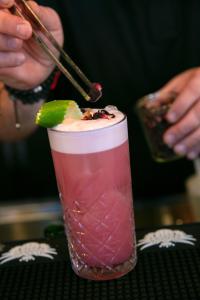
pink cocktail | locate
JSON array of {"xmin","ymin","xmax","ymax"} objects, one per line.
[{"xmin": 48, "ymin": 107, "xmax": 136, "ymax": 280}]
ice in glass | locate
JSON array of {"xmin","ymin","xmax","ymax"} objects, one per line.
[{"xmin": 47, "ymin": 106, "xmax": 136, "ymax": 280}]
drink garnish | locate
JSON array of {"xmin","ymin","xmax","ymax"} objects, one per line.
[
  {"xmin": 82, "ymin": 109, "xmax": 115, "ymax": 120},
  {"xmin": 35, "ymin": 100, "xmax": 83, "ymax": 128}
]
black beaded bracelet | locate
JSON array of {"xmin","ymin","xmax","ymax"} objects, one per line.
[{"xmin": 5, "ymin": 69, "xmax": 58, "ymax": 104}]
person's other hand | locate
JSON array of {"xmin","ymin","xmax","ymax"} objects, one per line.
[
  {"xmin": 0, "ymin": 0, "xmax": 63, "ymax": 90},
  {"xmin": 159, "ymin": 67, "xmax": 200, "ymax": 160}
]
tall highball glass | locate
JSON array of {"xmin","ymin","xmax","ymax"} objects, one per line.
[{"xmin": 47, "ymin": 113, "xmax": 136, "ymax": 280}]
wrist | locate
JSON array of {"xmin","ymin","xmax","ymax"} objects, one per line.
[{"xmin": 5, "ymin": 69, "xmax": 60, "ymax": 104}]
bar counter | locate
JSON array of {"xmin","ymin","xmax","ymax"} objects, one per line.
[{"xmin": 0, "ymin": 222, "xmax": 200, "ymax": 300}]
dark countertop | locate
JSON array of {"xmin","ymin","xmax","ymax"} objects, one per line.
[{"xmin": 0, "ymin": 222, "xmax": 200, "ymax": 300}]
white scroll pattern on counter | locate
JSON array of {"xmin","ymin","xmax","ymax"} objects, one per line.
[
  {"xmin": 0, "ymin": 242, "xmax": 57, "ymax": 264},
  {"xmin": 137, "ymin": 229, "xmax": 196, "ymax": 250}
]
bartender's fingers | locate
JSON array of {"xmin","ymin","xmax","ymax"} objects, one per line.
[
  {"xmin": 0, "ymin": 0, "xmax": 14, "ymax": 8},
  {"xmin": 0, "ymin": 10, "xmax": 32, "ymax": 39},
  {"xmin": 0, "ymin": 34, "xmax": 22, "ymax": 51},
  {"xmin": 158, "ymin": 68, "xmax": 200, "ymax": 123},
  {"xmin": 163, "ymin": 100, "xmax": 200, "ymax": 147},
  {"xmin": 0, "ymin": 51, "xmax": 25, "ymax": 67},
  {"xmin": 167, "ymin": 75, "xmax": 200, "ymax": 123},
  {"xmin": 165, "ymin": 69, "xmax": 200, "ymax": 124},
  {"xmin": 174, "ymin": 127, "xmax": 200, "ymax": 160},
  {"xmin": 0, "ymin": 0, "xmax": 61, "ymax": 34}
]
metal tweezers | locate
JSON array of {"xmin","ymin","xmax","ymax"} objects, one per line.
[{"xmin": 10, "ymin": 0, "xmax": 102, "ymax": 102}]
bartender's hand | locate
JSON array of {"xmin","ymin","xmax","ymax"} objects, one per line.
[
  {"xmin": 159, "ymin": 67, "xmax": 200, "ymax": 160},
  {"xmin": 0, "ymin": 0, "xmax": 63, "ymax": 90}
]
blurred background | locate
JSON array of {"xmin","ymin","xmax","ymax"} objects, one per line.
[
  {"xmin": 1, "ymin": 192, "xmax": 200, "ymax": 242},
  {"xmin": 0, "ymin": 187, "xmax": 200, "ymax": 242}
]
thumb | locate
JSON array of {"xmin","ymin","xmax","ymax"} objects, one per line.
[{"xmin": 27, "ymin": 1, "xmax": 63, "ymax": 37}]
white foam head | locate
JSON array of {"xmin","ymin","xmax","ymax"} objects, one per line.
[{"xmin": 47, "ymin": 106, "xmax": 128, "ymax": 154}]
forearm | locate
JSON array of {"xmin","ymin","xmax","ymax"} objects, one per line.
[{"xmin": 0, "ymin": 83, "xmax": 43, "ymax": 142}]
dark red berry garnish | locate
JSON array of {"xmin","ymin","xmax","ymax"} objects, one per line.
[
  {"xmin": 92, "ymin": 112, "xmax": 102, "ymax": 119},
  {"xmin": 92, "ymin": 110, "xmax": 115, "ymax": 119},
  {"xmin": 93, "ymin": 83, "xmax": 102, "ymax": 91},
  {"xmin": 82, "ymin": 109, "xmax": 115, "ymax": 120}
]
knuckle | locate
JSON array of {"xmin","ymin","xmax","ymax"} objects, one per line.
[
  {"xmin": 0, "ymin": 11, "xmax": 25, "ymax": 37},
  {"xmin": 173, "ymin": 121, "xmax": 188, "ymax": 138},
  {"xmin": 187, "ymin": 81, "xmax": 199, "ymax": 95},
  {"xmin": 192, "ymin": 102, "xmax": 200, "ymax": 126},
  {"xmin": 0, "ymin": 35, "xmax": 22, "ymax": 51},
  {"xmin": 0, "ymin": 11, "xmax": 7, "ymax": 27},
  {"xmin": 0, "ymin": 52, "xmax": 25, "ymax": 67},
  {"xmin": 190, "ymin": 138, "xmax": 200, "ymax": 151},
  {"xmin": 189, "ymin": 73, "xmax": 200, "ymax": 94},
  {"xmin": 0, "ymin": 0, "xmax": 14, "ymax": 8},
  {"xmin": 0, "ymin": 11, "xmax": 13, "ymax": 34},
  {"xmin": 186, "ymin": 129, "xmax": 200, "ymax": 150},
  {"xmin": 170, "ymin": 120, "xmax": 190, "ymax": 141},
  {"xmin": 6, "ymin": 37, "xmax": 22, "ymax": 50},
  {"xmin": 176, "ymin": 124, "xmax": 188, "ymax": 138}
]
